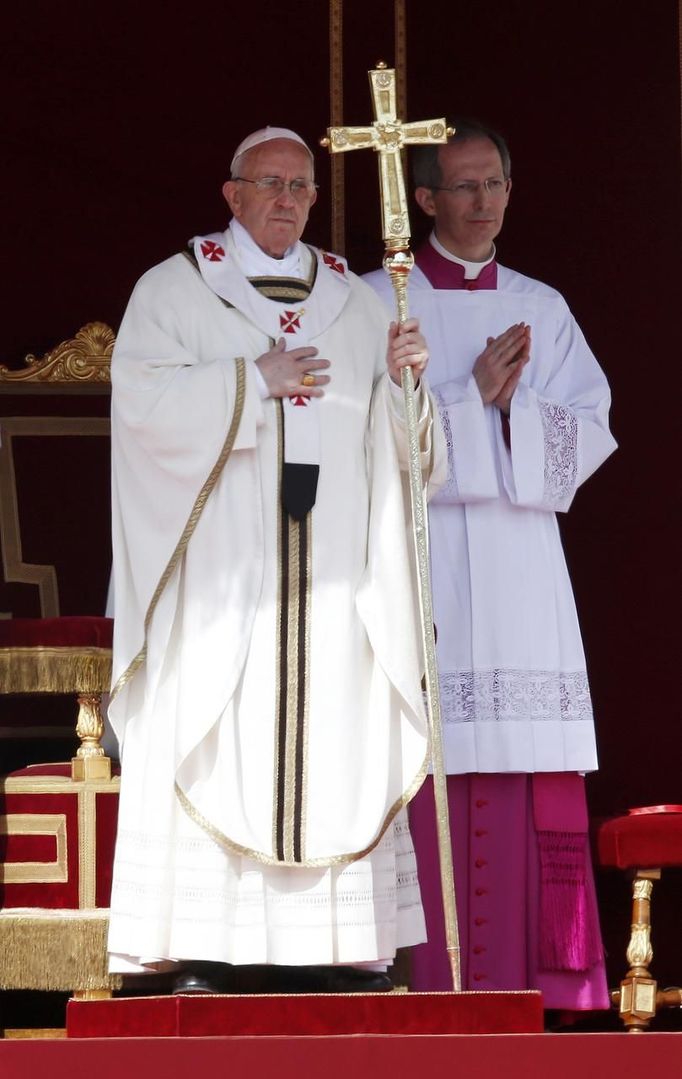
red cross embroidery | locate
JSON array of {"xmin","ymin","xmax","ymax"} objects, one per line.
[
  {"xmin": 200, "ymin": 240, "xmax": 225, "ymax": 262},
  {"xmin": 280, "ymin": 310, "xmax": 302, "ymax": 334},
  {"xmin": 322, "ymin": 252, "xmax": 345, "ymax": 274},
  {"xmin": 290, "ymin": 395, "xmax": 309, "ymax": 407}
]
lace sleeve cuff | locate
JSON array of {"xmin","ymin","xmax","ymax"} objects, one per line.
[{"xmin": 504, "ymin": 386, "xmax": 579, "ymax": 511}]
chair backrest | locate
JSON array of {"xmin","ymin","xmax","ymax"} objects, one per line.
[
  {"xmin": 0, "ymin": 323, "xmax": 115, "ymax": 767},
  {"xmin": 0, "ymin": 321, "xmax": 114, "ymax": 619}
]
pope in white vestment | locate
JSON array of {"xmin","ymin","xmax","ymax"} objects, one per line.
[
  {"xmin": 365, "ymin": 121, "xmax": 617, "ymax": 1011},
  {"xmin": 106, "ymin": 128, "xmax": 443, "ymax": 981}
]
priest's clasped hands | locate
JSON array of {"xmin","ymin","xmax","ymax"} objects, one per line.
[
  {"xmin": 473, "ymin": 321, "xmax": 531, "ymax": 416},
  {"xmin": 255, "ymin": 319, "xmax": 429, "ymax": 398}
]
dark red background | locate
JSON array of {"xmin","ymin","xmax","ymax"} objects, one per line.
[{"xmin": 1, "ymin": 1, "xmax": 681, "ymax": 991}]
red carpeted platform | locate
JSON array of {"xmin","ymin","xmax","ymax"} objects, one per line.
[
  {"xmin": 67, "ymin": 990, "xmax": 543, "ymax": 1038},
  {"xmin": 2, "ymin": 1033, "xmax": 682, "ymax": 1079}
]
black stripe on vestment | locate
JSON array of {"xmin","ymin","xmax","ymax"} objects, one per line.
[
  {"xmin": 293, "ymin": 516, "xmax": 308, "ymax": 864},
  {"xmin": 276, "ymin": 501, "xmax": 290, "ymax": 863},
  {"xmin": 274, "ymin": 399, "xmax": 311, "ymax": 865},
  {"xmin": 274, "ymin": 510, "xmax": 311, "ymax": 864}
]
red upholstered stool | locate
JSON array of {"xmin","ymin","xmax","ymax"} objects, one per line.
[
  {"xmin": 596, "ymin": 808, "xmax": 682, "ymax": 1031},
  {"xmin": 0, "ymin": 615, "xmax": 121, "ymax": 997}
]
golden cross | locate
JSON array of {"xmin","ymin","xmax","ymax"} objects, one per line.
[
  {"xmin": 321, "ymin": 62, "xmax": 450, "ymax": 250},
  {"xmin": 321, "ymin": 63, "xmax": 461, "ymax": 992}
]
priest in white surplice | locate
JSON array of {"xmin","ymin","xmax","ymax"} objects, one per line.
[
  {"xmin": 365, "ymin": 118, "xmax": 617, "ymax": 1013},
  {"xmin": 107, "ymin": 127, "xmax": 444, "ymax": 993}
]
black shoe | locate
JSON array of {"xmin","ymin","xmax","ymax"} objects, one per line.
[
  {"xmin": 268, "ymin": 965, "xmax": 393, "ymax": 994},
  {"xmin": 320, "ymin": 966, "xmax": 393, "ymax": 993},
  {"xmin": 173, "ymin": 971, "xmax": 219, "ymax": 995},
  {"xmin": 172, "ymin": 961, "xmax": 232, "ymax": 995}
]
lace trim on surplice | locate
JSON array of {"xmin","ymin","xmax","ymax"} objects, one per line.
[
  {"xmin": 440, "ymin": 668, "xmax": 593, "ymax": 725},
  {"xmin": 434, "ymin": 387, "xmax": 459, "ymax": 499},
  {"xmin": 539, "ymin": 400, "xmax": 578, "ymax": 507}
]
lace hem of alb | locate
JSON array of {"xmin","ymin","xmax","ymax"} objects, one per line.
[
  {"xmin": 539, "ymin": 400, "xmax": 578, "ymax": 506},
  {"xmin": 440, "ymin": 668, "xmax": 593, "ymax": 724}
]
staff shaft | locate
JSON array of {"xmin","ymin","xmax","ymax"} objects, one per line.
[
  {"xmin": 324, "ymin": 63, "xmax": 460, "ymax": 989},
  {"xmin": 386, "ymin": 252, "xmax": 461, "ymax": 991}
]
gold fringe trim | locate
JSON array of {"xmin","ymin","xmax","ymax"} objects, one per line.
[
  {"xmin": 0, "ymin": 909, "xmax": 122, "ymax": 991},
  {"xmin": 0, "ymin": 647, "xmax": 112, "ymax": 694}
]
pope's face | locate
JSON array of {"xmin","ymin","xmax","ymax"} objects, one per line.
[
  {"xmin": 223, "ymin": 139, "xmax": 317, "ymax": 258},
  {"xmin": 415, "ymin": 137, "xmax": 511, "ymax": 261}
]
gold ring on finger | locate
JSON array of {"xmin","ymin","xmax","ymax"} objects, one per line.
[{"xmin": 302, "ymin": 373, "xmax": 316, "ymax": 387}]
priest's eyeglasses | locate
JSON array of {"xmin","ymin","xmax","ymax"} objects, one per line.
[
  {"xmin": 432, "ymin": 178, "xmax": 510, "ymax": 197},
  {"xmin": 235, "ymin": 176, "xmax": 319, "ymax": 200}
]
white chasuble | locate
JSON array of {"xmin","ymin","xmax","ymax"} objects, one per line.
[
  {"xmin": 107, "ymin": 234, "xmax": 442, "ymax": 967},
  {"xmin": 365, "ymin": 262, "xmax": 617, "ymax": 775}
]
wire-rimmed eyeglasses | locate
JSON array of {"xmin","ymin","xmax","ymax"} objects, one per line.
[
  {"xmin": 431, "ymin": 178, "xmax": 510, "ymax": 198},
  {"xmin": 234, "ymin": 176, "xmax": 319, "ymax": 200}
]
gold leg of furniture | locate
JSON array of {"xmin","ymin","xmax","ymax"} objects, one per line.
[
  {"xmin": 615, "ymin": 870, "xmax": 660, "ymax": 1032},
  {"xmin": 657, "ymin": 987, "xmax": 682, "ymax": 1009},
  {"xmin": 71, "ymin": 692, "xmax": 112, "ymax": 781}
]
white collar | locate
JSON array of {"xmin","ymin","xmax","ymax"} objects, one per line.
[
  {"xmin": 229, "ymin": 218, "xmax": 306, "ymax": 279},
  {"xmin": 429, "ymin": 231, "xmax": 496, "ymax": 280}
]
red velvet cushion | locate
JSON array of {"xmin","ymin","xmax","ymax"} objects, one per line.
[
  {"xmin": 9, "ymin": 762, "xmax": 121, "ymax": 778},
  {"xmin": 0, "ymin": 616, "xmax": 113, "ymax": 649},
  {"xmin": 596, "ymin": 811, "xmax": 682, "ymax": 869},
  {"xmin": 9, "ymin": 763, "xmax": 73, "ymax": 778}
]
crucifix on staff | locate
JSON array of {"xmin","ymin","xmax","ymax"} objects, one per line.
[{"xmin": 322, "ymin": 62, "xmax": 461, "ymax": 991}]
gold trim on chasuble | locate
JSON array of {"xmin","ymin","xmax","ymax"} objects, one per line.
[{"xmin": 111, "ymin": 358, "xmax": 247, "ymax": 701}]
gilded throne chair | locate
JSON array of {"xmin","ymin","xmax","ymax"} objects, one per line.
[{"xmin": 0, "ymin": 323, "xmax": 120, "ymax": 999}]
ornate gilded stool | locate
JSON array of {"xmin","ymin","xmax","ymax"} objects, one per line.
[{"xmin": 596, "ymin": 807, "xmax": 682, "ymax": 1031}]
